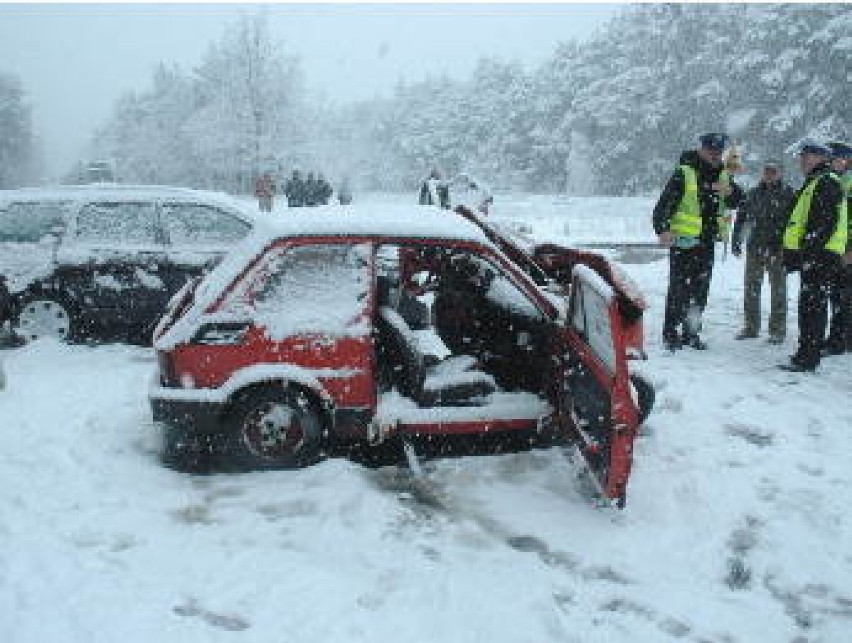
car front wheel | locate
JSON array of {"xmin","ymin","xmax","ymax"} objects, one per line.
[
  {"xmin": 630, "ymin": 373, "xmax": 655, "ymax": 425},
  {"xmin": 228, "ymin": 386, "xmax": 325, "ymax": 470},
  {"xmin": 14, "ymin": 295, "xmax": 81, "ymax": 343}
]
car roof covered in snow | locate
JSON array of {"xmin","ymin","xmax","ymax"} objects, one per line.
[
  {"xmin": 155, "ymin": 205, "xmax": 499, "ymax": 351},
  {"xmin": 201, "ymin": 204, "xmax": 497, "ymax": 313},
  {"xmin": 260, "ymin": 204, "xmax": 493, "ymax": 244},
  {"xmin": 0, "ymin": 184, "xmax": 260, "ymax": 223}
]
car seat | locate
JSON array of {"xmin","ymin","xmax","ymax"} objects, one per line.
[{"xmin": 376, "ymin": 305, "xmax": 496, "ymax": 407}]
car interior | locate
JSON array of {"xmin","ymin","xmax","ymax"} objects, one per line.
[{"xmin": 373, "ymin": 243, "xmax": 554, "ymax": 408}]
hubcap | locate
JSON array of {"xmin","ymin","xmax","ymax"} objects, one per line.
[
  {"xmin": 243, "ymin": 402, "xmax": 306, "ymax": 459},
  {"xmin": 16, "ymin": 299, "xmax": 71, "ymax": 340}
]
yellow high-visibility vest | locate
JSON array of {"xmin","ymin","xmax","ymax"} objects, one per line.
[
  {"xmin": 783, "ymin": 172, "xmax": 848, "ymax": 254},
  {"xmin": 670, "ymin": 165, "xmax": 730, "ymax": 240}
]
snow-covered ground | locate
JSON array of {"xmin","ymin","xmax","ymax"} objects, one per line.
[{"xmin": 1, "ymin": 194, "xmax": 850, "ymax": 642}]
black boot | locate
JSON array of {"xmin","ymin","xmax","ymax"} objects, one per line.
[
  {"xmin": 683, "ymin": 335, "xmax": 708, "ymax": 350},
  {"xmin": 663, "ymin": 334, "xmax": 682, "ymax": 352},
  {"xmin": 777, "ymin": 356, "xmax": 817, "ymax": 373}
]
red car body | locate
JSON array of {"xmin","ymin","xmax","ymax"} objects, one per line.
[{"xmin": 149, "ymin": 205, "xmax": 652, "ymax": 507}]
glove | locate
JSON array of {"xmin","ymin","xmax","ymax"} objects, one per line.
[
  {"xmin": 731, "ymin": 243, "xmax": 742, "ymax": 258},
  {"xmin": 783, "ymin": 250, "xmax": 801, "ymax": 273}
]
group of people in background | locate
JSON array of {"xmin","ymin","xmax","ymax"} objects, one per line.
[
  {"xmin": 254, "ymin": 170, "xmax": 352, "ymax": 211},
  {"xmin": 654, "ymin": 132, "xmax": 850, "ymax": 373},
  {"xmin": 418, "ymin": 168, "xmax": 494, "ymax": 216}
]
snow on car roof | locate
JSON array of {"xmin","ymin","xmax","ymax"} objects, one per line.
[
  {"xmin": 155, "ymin": 205, "xmax": 497, "ymax": 351},
  {"xmin": 0, "ymin": 184, "xmax": 260, "ymax": 223},
  {"xmin": 263, "ymin": 204, "xmax": 493, "ymax": 244}
]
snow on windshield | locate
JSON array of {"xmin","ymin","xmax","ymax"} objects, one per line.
[{"xmin": 223, "ymin": 242, "xmax": 372, "ymax": 340}]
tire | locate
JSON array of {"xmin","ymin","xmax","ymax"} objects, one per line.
[
  {"xmin": 630, "ymin": 373, "xmax": 655, "ymax": 425},
  {"xmin": 13, "ymin": 295, "xmax": 82, "ymax": 343},
  {"xmin": 228, "ymin": 385, "xmax": 325, "ymax": 470},
  {"xmin": 161, "ymin": 424, "xmax": 210, "ymax": 473}
]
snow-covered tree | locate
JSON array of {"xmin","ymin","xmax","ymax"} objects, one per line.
[
  {"xmin": 0, "ymin": 72, "xmax": 37, "ymax": 188},
  {"xmin": 190, "ymin": 12, "xmax": 303, "ymax": 192},
  {"xmin": 87, "ymin": 4, "xmax": 849, "ymax": 195},
  {"xmin": 90, "ymin": 13, "xmax": 304, "ymax": 192}
]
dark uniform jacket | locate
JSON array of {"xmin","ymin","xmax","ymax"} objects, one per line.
[
  {"xmin": 419, "ymin": 178, "xmax": 451, "ymax": 209},
  {"xmin": 653, "ymin": 150, "xmax": 745, "ymax": 244},
  {"xmin": 790, "ymin": 162, "xmax": 845, "ymax": 254},
  {"xmin": 304, "ymin": 178, "xmax": 319, "ymax": 207},
  {"xmin": 316, "ymin": 178, "xmax": 333, "ymax": 205},
  {"xmin": 284, "ymin": 176, "xmax": 305, "ymax": 207},
  {"xmin": 731, "ymin": 180, "xmax": 796, "ymax": 255}
]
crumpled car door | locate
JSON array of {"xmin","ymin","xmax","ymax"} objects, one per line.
[{"xmin": 563, "ymin": 265, "xmax": 641, "ymax": 508}]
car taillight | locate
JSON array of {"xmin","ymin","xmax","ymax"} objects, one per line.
[{"xmin": 157, "ymin": 351, "xmax": 179, "ymax": 387}]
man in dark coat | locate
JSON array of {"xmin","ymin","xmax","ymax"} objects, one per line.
[
  {"xmin": 337, "ymin": 176, "xmax": 353, "ymax": 205},
  {"xmin": 419, "ymin": 169, "xmax": 451, "ymax": 209},
  {"xmin": 284, "ymin": 170, "xmax": 305, "ymax": 208},
  {"xmin": 779, "ymin": 139, "xmax": 848, "ymax": 372},
  {"xmin": 731, "ymin": 159, "xmax": 796, "ymax": 343},
  {"xmin": 304, "ymin": 172, "xmax": 319, "ymax": 207},
  {"xmin": 823, "ymin": 140, "xmax": 852, "ymax": 355},
  {"xmin": 653, "ymin": 133, "xmax": 745, "ymax": 351},
  {"xmin": 316, "ymin": 173, "xmax": 333, "ymax": 205}
]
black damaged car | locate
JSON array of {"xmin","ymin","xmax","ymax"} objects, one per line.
[{"xmin": 0, "ymin": 185, "xmax": 262, "ymax": 344}]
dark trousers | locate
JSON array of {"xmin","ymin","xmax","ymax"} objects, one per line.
[
  {"xmin": 826, "ymin": 262, "xmax": 851, "ymax": 352},
  {"xmin": 743, "ymin": 250, "xmax": 787, "ymax": 337},
  {"xmin": 794, "ymin": 252, "xmax": 843, "ymax": 367},
  {"xmin": 663, "ymin": 243, "xmax": 715, "ymax": 340}
]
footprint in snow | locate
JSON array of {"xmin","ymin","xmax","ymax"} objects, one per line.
[
  {"xmin": 506, "ymin": 534, "xmax": 632, "ymax": 584},
  {"xmin": 173, "ymin": 599, "xmax": 250, "ymax": 631},
  {"xmin": 724, "ymin": 422, "xmax": 774, "ymax": 448},
  {"xmin": 655, "ymin": 396, "xmax": 683, "ymax": 414},
  {"xmin": 598, "ymin": 598, "xmax": 693, "ymax": 639}
]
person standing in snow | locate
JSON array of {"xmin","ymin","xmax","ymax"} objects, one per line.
[
  {"xmin": 731, "ymin": 159, "xmax": 796, "ymax": 344},
  {"xmin": 779, "ymin": 138, "xmax": 848, "ymax": 372},
  {"xmin": 419, "ymin": 169, "xmax": 451, "ymax": 209},
  {"xmin": 284, "ymin": 170, "xmax": 305, "ymax": 208},
  {"xmin": 254, "ymin": 172, "xmax": 276, "ymax": 213},
  {"xmin": 316, "ymin": 173, "xmax": 333, "ymax": 205},
  {"xmin": 653, "ymin": 132, "xmax": 745, "ymax": 351},
  {"xmin": 337, "ymin": 176, "xmax": 353, "ymax": 205},
  {"xmin": 304, "ymin": 172, "xmax": 320, "ymax": 207},
  {"xmin": 451, "ymin": 173, "xmax": 494, "ymax": 216},
  {"xmin": 822, "ymin": 140, "xmax": 852, "ymax": 356}
]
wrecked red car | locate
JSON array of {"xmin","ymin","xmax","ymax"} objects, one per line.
[{"xmin": 149, "ymin": 205, "xmax": 654, "ymax": 507}]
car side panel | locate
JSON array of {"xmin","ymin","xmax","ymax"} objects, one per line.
[{"xmin": 167, "ymin": 328, "xmax": 376, "ymax": 408}]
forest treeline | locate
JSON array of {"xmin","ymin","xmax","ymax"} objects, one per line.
[{"xmin": 2, "ymin": 4, "xmax": 849, "ymax": 194}]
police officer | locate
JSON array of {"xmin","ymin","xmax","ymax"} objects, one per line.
[
  {"xmin": 779, "ymin": 138, "xmax": 848, "ymax": 372},
  {"xmin": 823, "ymin": 140, "xmax": 852, "ymax": 355},
  {"xmin": 653, "ymin": 132, "xmax": 744, "ymax": 351}
]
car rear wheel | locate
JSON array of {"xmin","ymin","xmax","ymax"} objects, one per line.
[
  {"xmin": 14, "ymin": 296, "xmax": 81, "ymax": 343},
  {"xmin": 229, "ymin": 386, "xmax": 325, "ymax": 469}
]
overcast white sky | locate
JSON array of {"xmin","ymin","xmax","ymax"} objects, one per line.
[{"xmin": 0, "ymin": 3, "xmax": 619, "ymax": 179}]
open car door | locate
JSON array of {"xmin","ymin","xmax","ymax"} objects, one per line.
[{"xmin": 563, "ymin": 264, "xmax": 641, "ymax": 508}]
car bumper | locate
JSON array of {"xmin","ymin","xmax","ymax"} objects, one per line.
[{"xmin": 150, "ymin": 390, "xmax": 226, "ymax": 435}]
